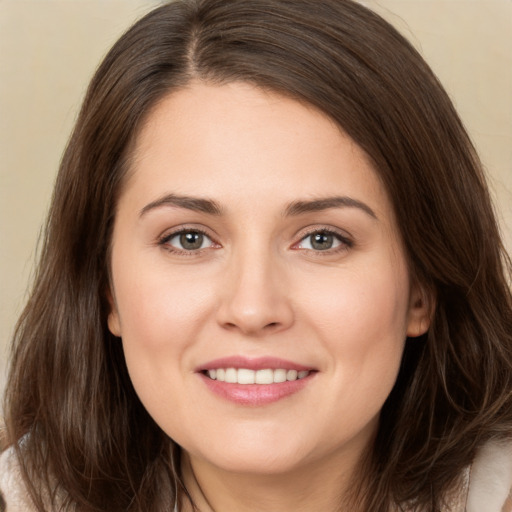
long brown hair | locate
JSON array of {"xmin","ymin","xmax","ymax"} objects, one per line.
[{"xmin": 4, "ymin": 1, "xmax": 512, "ymax": 510}]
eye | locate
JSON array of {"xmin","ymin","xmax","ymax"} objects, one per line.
[
  {"xmin": 160, "ymin": 229, "xmax": 215, "ymax": 252},
  {"xmin": 295, "ymin": 230, "xmax": 351, "ymax": 252}
]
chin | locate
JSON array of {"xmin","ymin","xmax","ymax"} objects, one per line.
[
  {"xmin": 182, "ymin": 428, "xmax": 326, "ymax": 476},
  {"xmin": 202, "ymin": 449, "xmax": 311, "ymax": 476}
]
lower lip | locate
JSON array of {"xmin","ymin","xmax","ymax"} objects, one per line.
[{"xmin": 199, "ymin": 373, "xmax": 314, "ymax": 406}]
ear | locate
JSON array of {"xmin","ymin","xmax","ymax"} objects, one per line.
[
  {"xmin": 406, "ymin": 282, "xmax": 435, "ymax": 338},
  {"xmin": 106, "ymin": 287, "xmax": 122, "ymax": 337}
]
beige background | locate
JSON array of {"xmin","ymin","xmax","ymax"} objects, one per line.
[{"xmin": 1, "ymin": 0, "xmax": 511, "ymax": 399}]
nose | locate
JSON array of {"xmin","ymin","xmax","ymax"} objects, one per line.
[{"xmin": 216, "ymin": 248, "xmax": 294, "ymax": 336}]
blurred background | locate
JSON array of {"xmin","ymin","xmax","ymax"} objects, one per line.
[{"xmin": 1, "ymin": 0, "xmax": 511, "ymax": 401}]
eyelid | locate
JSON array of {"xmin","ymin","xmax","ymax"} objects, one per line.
[
  {"xmin": 156, "ymin": 224, "xmax": 353, "ymax": 255},
  {"xmin": 157, "ymin": 225, "xmax": 220, "ymax": 254},
  {"xmin": 292, "ymin": 226, "xmax": 354, "ymax": 252}
]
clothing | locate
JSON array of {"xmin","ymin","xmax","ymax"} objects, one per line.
[
  {"xmin": 1, "ymin": 440, "xmax": 512, "ymax": 511},
  {"xmin": 0, "ymin": 446, "xmax": 37, "ymax": 511}
]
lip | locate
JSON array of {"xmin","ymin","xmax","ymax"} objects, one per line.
[
  {"xmin": 196, "ymin": 356, "xmax": 316, "ymax": 406},
  {"xmin": 197, "ymin": 356, "xmax": 313, "ymax": 372}
]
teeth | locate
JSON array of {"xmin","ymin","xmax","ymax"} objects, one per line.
[
  {"xmin": 273, "ymin": 369, "xmax": 287, "ymax": 383},
  {"xmin": 255, "ymin": 369, "xmax": 273, "ymax": 384},
  {"xmin": 206, "ymin": 368, "xmax": 311, "ymax": 384},
  {"xmin": 238, "ymin": 368, "xmax": 255, "ymax": 384},
  {"xmin": 225, "ymin": 368, "xmax": 237, "ymax": 383},
  {"xmin": 286, "ymin": 369, "xmax": 297, "ymax": 381}
]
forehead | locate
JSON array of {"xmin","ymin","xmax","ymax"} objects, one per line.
[{"xmin": 121, "ymin": 81, "xmax": 391, "ymax": 220}]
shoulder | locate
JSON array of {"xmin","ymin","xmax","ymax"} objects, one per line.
[
  {"xmin": 399, "ymin": 439, "xmax": 512, "ymax": 512},
  {"xmin": 0, "ymin": 446, "xmax": 38, "ymax": 511},
  {"xmin": 466, "ymin": 438, "xmax": 512, "ymax": 512}
]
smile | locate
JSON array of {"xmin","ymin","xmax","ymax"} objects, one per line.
[
  {"xmin": 198, "ymin": 357, "xmax": 316, "ymax": 406},
  {"xmin": 204, "ymin": 368, "xmax": 311, "ymax": 384}
]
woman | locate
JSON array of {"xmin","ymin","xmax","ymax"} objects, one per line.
[{"xmin": 1, "ymin": 0, "xmax": 511, "ymax": 510}]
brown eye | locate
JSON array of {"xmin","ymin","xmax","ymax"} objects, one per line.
[
  {"xmin": 179, "ymin": 232, "xmax": 205, "ymax": 250},
  {"xmin": 310, "ymin": 233, "xmax": 334, "ymax": 251},
  {"xmin": 161, "ymin": 230, "xmax": 213, "ymax": 251},
  {"xmin": 296, "ymin": 230, "xmax": 351, "ymax": 252}
]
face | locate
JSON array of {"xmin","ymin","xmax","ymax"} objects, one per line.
[{"xmin": 108, "ymin": 81, "xmax": 430, "ymax": 479}]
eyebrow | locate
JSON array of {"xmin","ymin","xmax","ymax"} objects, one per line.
[
  {"xmin": 139, "ymin": 193, "xmax": 377, "ymax": 220},
  {"xmin": 284, "ymin": 196, "xmax": 377, "ymax": 219},
  {"xmin": 139, "ymin": 193, "xmax": 223, "ymax": 217}
]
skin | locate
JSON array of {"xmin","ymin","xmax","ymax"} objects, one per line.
[{"xmin": 108, "ymin": 81, "xmax": 431, "ymax": 511}]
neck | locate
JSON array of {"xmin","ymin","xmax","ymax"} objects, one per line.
[{"xmin": 179, "ymin": 445, "xmax": 369, "ymax": 512}]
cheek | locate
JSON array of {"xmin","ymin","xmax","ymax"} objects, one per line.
[
  {"xmin": 113, "ymin": 264, "xmax": 217, "ymax": 418},
  {"xmin": 303, "ymin": 262, "xmax": 409, "ymax": 338},
  {"xmin": 111, "ymin": 257, "xmax": 219, "ymax": 401},
  {"xmin": 299, "ymin": 261, "xmax": 410, "ymax": 391},
  {"xmin": 114, "ymin": 260, "xmax": 212, "ymax": 343}
]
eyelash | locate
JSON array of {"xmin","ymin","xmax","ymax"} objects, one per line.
[
  {"xmin": 293, "ymin": 227, "xmax": 353, "ymax": 254},
  {"xmin": 157, "ymin": 227, "xmax": 353, "ymax": 255},
  {"xmin": 158, "ymin": 227, "xmax": 218, "ymax": 255}
]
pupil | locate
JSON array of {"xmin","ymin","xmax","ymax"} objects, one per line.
[
  {"xmin": 311, "ymin": 233, "xmax": 333, "ymax": 250},
  {"xmin": 180, "ymin": 232, "xmax": 203, "ymax": 250}
]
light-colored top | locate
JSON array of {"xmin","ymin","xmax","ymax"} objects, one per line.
[{"xmin": 1, "ymin": 440, "xmax": 512, "ymax": 511}]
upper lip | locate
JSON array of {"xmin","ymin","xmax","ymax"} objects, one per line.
[{"xmin": 197, "ymin": 356, "xmax": 314, "ymax": 372}]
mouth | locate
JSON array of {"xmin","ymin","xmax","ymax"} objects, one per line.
[
  {"xmin": 197, "ymin": 357, "xmax": 316, "ymax": 406},
  {"xmin": 202, "ymin": 368, "xmax": 311, "ymax": 384}
]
